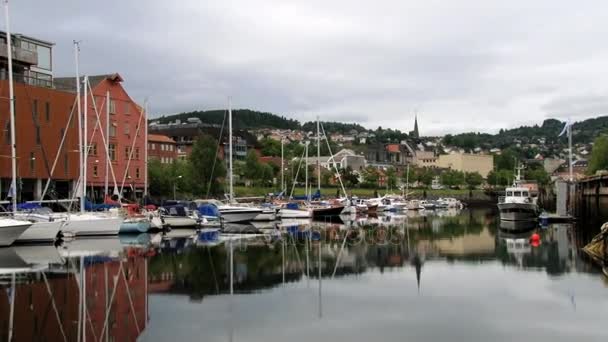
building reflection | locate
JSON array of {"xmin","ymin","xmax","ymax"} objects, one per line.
[{"xmin": 0, "ymin": 240, "xmax": 150, "ymax": 342}]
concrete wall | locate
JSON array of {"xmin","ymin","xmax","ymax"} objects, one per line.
[{"xmin": 436, "ymin": 153, "xmax": 494, "ymax": 178}]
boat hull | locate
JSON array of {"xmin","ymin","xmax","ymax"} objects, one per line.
[
  {"xmin": 62, "ymin": 215, "xmax": 123, "ymax": 236},
  {"xmin": 119, "ymin": 220, "xmax": 152, "ymax": 234},
  {"xmin": 0, "ymin": 221, "xmax": 32, "ymax": 247},
  {"xmin": 220, "ymin": 209, "xmax": 264, "ymax": 223},
  {"xmin": 163, "ymin": 216, "xmax": 198, "ymax": 228},
  {"xmin": 16, "ymin": 220, "xmax": 63, "ymax": 243},
  {"xmin": 253, "ymin": 209, "xmax": 277, "ymax": 221},
  {"xmin": 278, "ymin": 208, "xmax": 312, "ymax": 219},
  {"xmin": 312, "ymin": 206, "xmax": 344, "ymax": 218},
  {"xmin": 497, "ymin": 203, "xmax": 538, "ymax": 221}
]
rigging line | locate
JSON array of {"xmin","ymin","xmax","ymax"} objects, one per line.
[
  {"xmin": 321, "ymin": 122, "xmax": 347, "ymax": 198},
  {"xmin": 205, "ymin": 109, "xmax": 227, "ymax": 198},
  {"xmin": 289, "ymin": 147, "xmax": 307, "ymax": 199},
  {"xmin": 119, "ymin": 99, "xmax": 146, "ymax": 196},
  {"xmin": 120, "ymin": 260, "xmax": 141, "ymax": 334},
  {"xmin": 99, "ymin": 261, "xmax": 123, "ymax": 340},
  {"xmin": 40, "ymin": 97, "xmax": 77, "ymax": 201},
  {"xmin": 41, "ymin": 273, "xmax": 68, "ymax": 342},
  {"xmin": 86, "ymin": 83, "xmax": 119, "ymax": 197}
]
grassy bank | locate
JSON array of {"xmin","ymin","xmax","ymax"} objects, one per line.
[{"xmin": 233, "ymin": 186, "xmax": 489, "ymax": 200}]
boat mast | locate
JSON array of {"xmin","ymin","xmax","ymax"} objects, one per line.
[
  {"xmin": 280, "ymin": 138, "xmax": 284, "ymax": 194},
  {"xmin": 74, "ymin": 41, "xmax": 84, "ymax": 213},
  {"xmin": 144, "ymin": 101, "xmax": 149, "ymax": 199},
  {"xmin": 228, "ymin": 98, "xmax": 234, "ymax": 203},
  {"xmin": 4, "ymin": 0, "xmax": 17, "ymax": 214},
  {"xmin": 317, "ymin": 115, "xmax": 320, "ymax": 192},
  {"xmin": 568, "ymin": 123, "xmax": 573, "ymax": 182},
  {"xmin": 104, "ymin": 91, "xmax": 110, "ymax": 197},
  {"xmin": 305, "ymin": 141, "xmax": 309, "ymax": 201},
  {"xmin": 83, "ymin": 75, "xmax": 88, "ymax": 209}
]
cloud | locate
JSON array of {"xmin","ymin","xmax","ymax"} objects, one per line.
[{"xmin": 8, "ymin": 0, "xmax": 608, "ymax": 134}]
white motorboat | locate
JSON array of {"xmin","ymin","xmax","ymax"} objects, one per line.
[
  {"xmin": 437, "ymin": 197, "xmax": 464, "ymax": 209},
  {"xmin": 406, "ymin": 200, "xmax": 424, "ymax": 210},
  {"xmin": 195, "ymin": 199, "xmax": 263, "ymax": 223},
  {"xmin": 497, "ymin": 167, "xmax": 538, "ymax": 222},
  {"xmin": 0, "ymin": 218, "xmax": 32, "ymax": 247}
]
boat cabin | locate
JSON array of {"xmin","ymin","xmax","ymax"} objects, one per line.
[{"xmin": 503, "ymin": 187, "xmax": 534, "ymax": 204}]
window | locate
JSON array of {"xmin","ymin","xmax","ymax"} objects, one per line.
[
  {"xmin": 109, "ymin": 100, "xmax": 116, "ymax": 114},
  {"xmin": 109, "ymin": 143, "xmax": 116, "ymax": 161},
  {"xmin": 4, "ymin": 121, "xmax": 10, "ymax": 144},
  {"xmin": 64, "ymin": 154, "xmax": 68, "ymax": 175},
  {"xmin": 125, "ymin": 102, "xmax": 130, "ymax": 115},
  {"xmin": 135, "ymin": 148, "xmax": 140, "ymax": 160},
  {"xmin": 514, "ymin": 191, "xmax": 522, "ymax": 197},
  {"xmin": 109, "ymin": 124, "xmax": 116, "ymax": 137},
  {"xmin": 35, "ymin": 127, "xmax": 41, "ymax": 145},
  {"xmin": 89, "ymin": 143, "xmax": 97, "ymax": 156},
  {"xmin": 45, "ymin": 102, "xmax": 50, "ymax": 122},
  {"xmin": 32, "ymin": 99, "xmax": 38, "ymax": 122},
  {"xmin": 124, "ymin": 146, "xmax": 131, "ymax": 160},
  {"xmin": 36, "ymin": 45, "xmax": 51, "ymax": 70},
  {"xmin": 30, "ymin": 152, "xmax": 35, "ymax": 175},
  {"xmin": 124, "ymin": 123, "xmax": 130, "ymax": 135},
  {"xmin": 93, "ymin": 165, "xmax": 98, "ymax": 177},
  {"xmin": 152, "ymin": 143, "xmax": 156, "ymax": 150},
  {"xmin": 135, "ymin": 167, "xmax": 140, "ymax": 179},
  {"xmin": 522, "ymin": 191, "xmax": 529, "ymax": 197}
]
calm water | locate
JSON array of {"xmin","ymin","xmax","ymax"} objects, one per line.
[{"xmin": 0, "ymin": 208, "xmax": 606, "ymax": 341}]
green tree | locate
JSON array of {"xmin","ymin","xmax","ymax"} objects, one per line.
[
  {"xmin": 259, "ymin": 138, "xmax": 282, "ymax": 157},
  {"xmin": 189, "ymin": 135, "xmax": 226, "ymax": 197},
  {"xmin": 360, "ymin": 166, "xmax": 379, "ymax": 188},
  {"xmin": 339, "ymin": 166, "xmax": 360, "ymax": 187},
  {"xmin": 524, "ymin": 164, "xmax": 550, "ymax": 185},
  {"xmin": 386, "ymin": 167, "xmax": 398, "ymax": 189},
  {"xmin": 588, "ymin": 135, "xmax": 608, "ymax": 175},
  {"xmin": 464, "ymin": 172, "xmax": 483, "ymax": 189},
  {"xmin": 244, "ymin": 150, "xmax": 263, "ymax": 185},
  {"xmin": 495, "ymin": 148, "xmax": 519, "ymax": 171},
  {"xmin": 148, "ymin": 158, "xmax": 172, "ymax": 198}
]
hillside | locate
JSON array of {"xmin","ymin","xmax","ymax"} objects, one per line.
[
  {"xmin": 443, "ymin": 116, "xmax": 608, "ymax": 150},
  {"xmin": 154, "ymin": 109, "xmax": 300, "ymax": 130}
]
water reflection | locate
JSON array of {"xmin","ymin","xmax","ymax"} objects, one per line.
[{"xmin": 0, "ymin": 208, "xmax": 606, "ymax": 341}]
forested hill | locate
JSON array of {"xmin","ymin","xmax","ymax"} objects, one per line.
[
  {"xmin": 154, "ymin": 109, "xmax": 300, "ymax": 130},
  {"xmin": 301, "ymin": 121, "xmax": 366, "ymax": 134},
  {"xmin": 443, "ymin": 116, "xmax": 608, "ymax": 149}
]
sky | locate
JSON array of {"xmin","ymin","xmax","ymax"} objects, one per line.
[{"xmin": 7, "ymin": 0, "xmax": 608, "ymax": 135}]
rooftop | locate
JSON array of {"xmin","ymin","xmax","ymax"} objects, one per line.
[{"xmin": 148, "ymin": 134, "xmax": 176, "ymax": 144}]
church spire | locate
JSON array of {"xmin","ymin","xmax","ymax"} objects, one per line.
[{"xmin": 413, "ymin": 113, "xmax": 419, "ymax": 139}]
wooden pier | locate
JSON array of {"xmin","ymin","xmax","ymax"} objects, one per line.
[{"xmin": 573, "ymin": 174, "xmax": 608, "ymax": 225}]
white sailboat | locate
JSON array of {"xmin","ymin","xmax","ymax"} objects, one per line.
[{"xmin": 213, "ymin": 99, "xmax": 262, "ymax": 223}]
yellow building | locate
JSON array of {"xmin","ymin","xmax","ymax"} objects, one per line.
[{"xmin": 436, "ymin": 153, "xmax": 494, "ymax": 178}]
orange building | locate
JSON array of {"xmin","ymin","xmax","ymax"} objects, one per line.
[{"xmin": 54, "ymin": 73, "xmax": 147, "ymax": 201}]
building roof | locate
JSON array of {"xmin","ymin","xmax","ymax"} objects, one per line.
[
  {"xmin": 386, "ymin": 144, "xmax": 400, "ymax": 153},
  {"xmin": 148, "ymin": 134, "xmax": 176, "ymax": 144},
  {"xmin": 54, "ymin": 73, "xmax": 124, "ymax": 93}
]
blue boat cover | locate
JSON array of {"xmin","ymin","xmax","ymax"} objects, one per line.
[
  {"xmin": 197, "ymin": 203, "xmax": 220, "ymax": 217},
  {"xmin": 286, "ymin": 202, "xmax": 300, "ymax": 210}
]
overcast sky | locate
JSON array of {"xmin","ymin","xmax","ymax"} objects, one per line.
[{"xmin": 8, "ymin": 0, "xmax": 608, "ymax": 135}]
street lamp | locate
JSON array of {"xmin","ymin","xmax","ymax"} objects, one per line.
[{"xmin": 173, "ymin": 175, "xmax": 182, "ymax": 201}]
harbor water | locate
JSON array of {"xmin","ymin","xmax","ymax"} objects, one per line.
[{"xmin": 0, "ymin": 208, "xmax": 606, "ymax": 341}]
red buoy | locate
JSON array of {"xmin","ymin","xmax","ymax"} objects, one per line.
[{"xmin": 530, "ymin": 232, "xmax": 541, "ymax": 247}]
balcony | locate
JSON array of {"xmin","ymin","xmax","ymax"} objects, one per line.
[
  {"xmin": 0, "ymin": 42, "xmax": 37, "ymax": 65},
  {"xmin": 0, "ymin": 70, "xmax": 52, "ymax": 88}
]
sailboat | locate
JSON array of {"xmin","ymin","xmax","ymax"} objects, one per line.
[{"xmin": 210, "ymin": 99, "xmax": 262, "ymax": 223}]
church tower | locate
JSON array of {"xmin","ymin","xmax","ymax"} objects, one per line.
[{"xmin": 411, "ymin": 114, "xmax": 420, "ymax": 139}]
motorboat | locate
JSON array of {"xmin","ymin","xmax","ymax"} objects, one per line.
[
  {"xmin": 253, "ymin": 206, "xmax": 278, "ymax": 221},
  {"xmin": 160, "ymin": 205, "xmax": 198, "ymax": 228},
  {"xmin": 437, "ymin": 197, "xmax": 464, "ymax": 209},
  {"xmin": 406, "ymin": 200, "xmax": 424, "ymax": 210},
  {"xmin": 311, "ymin": 205, "xmax": 345, "ymax": 218},
  {"xmin": 419, "ymin": 200, "xmax": 436, "ymax": 210},
  {"xmin": 0, "ymin": 218, "xmax": 32, "ymax": 247},
  {"xmin": 195, "ymin": 199, "xmax": 262, "ymax": 223},
  {"xmin": 497, "ymin": 167, "xmax": 538, "ymax": 222}
]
